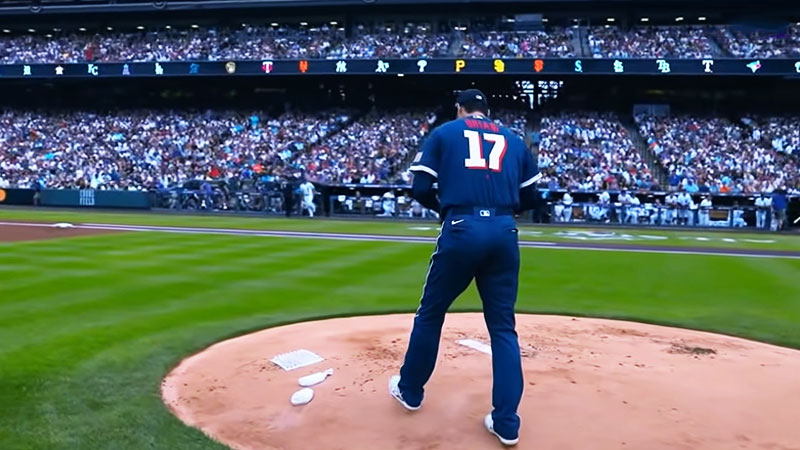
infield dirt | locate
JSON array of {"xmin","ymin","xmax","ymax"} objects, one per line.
[{"xmin": 162, "ymin": 313, "xmax": 800, "ymax": 450}]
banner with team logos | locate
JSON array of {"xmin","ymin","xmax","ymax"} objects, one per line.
[{"xmin": 0, "ymin": 58, "xmax": 799, "ymax": 78}]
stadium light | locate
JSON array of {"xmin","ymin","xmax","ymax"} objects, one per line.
[
  {"xmin": 330, "ymin": 21, "xmax": 338, "ymax": 25},
  {"xmin": 641, "ymin": 17, "xmax": 650, "ymax": 22},
  {"xmin": 78, "ymin": 27, "xmax": 86, "ymax": 32},
  {"xmin": 165, "ymin": 25, "xmax": 172, "ymax": 29},
  {"xmin": 107, "ymin": 26, "xmax": 113, "ymax": 31},
  {"xmin": 3, "ymin": 29, "xmax": 10, "ymax": 33},
  {"xmin": 505, "ymin": 18, "xmax": 515, "ymax": 23},
  {"xmin": 676, "ymin": 17, "xmax": 685, "ymax": 22},
  {"xmin": 271, "ymin": 23, "xmax": 278, "ymax": 27},
  {"xmin": 698, "ymin": 17, "xmax": 707, "ymax": 21},
  {"xmin": 606, "ymin": 18, "xmax": 615, "ymax": 22},
  {"xmin": 542, "ymin": 18, "xmax": 549, "ymax": 23},
  {"xmin": 46, "ymin": 33, "xmax": 52, "ymax": 38},
  {"xmin": 53, "ymin": 27, "xmax": 61, "ymax": 32},
  {"xmin": 27, "ymin": 28, "xmax": 35, "ymax": 33},
  {"xmin": 300, "ymin": 22, "xmax": 308, "ymax": 26},
  {"xmin": 191, "ymin": 24, "xmax": 199, "ymax": 29},
  {"xmin": 136, "ymin": 25, "xmax": 145, "ymax": 30}
]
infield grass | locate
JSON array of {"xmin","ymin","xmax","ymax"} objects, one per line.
[{"xmin": 0, "ymin": 209, "xmax": 798, "ymax": 449}]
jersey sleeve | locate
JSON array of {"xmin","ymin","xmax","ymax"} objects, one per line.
[
  {"xmin": 409, "ymin": 129, "xmax": 441, "ymax": 178},
  {"xmin": 519, "ymin": 145, "xmax": 541, "ymax": 188}
]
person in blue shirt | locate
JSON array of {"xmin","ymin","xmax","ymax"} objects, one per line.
[
  {"xmin": 772, "ymin": 188, "xmax": 788, "ymax": 231},
  {"xmin": 389, "ymin": 89, "xmax": 539, "ymax": 447}
]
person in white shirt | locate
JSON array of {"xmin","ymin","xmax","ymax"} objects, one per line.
[
  {"xmin": 627, "ymin": 195, "xmax": 641, "ymax": 224},
  {"xmin": 698, "ymin": 196, "xmax": 712, "ymax": 226},
  {"xmin": 755, "ymin": 195, "xmax": 771, "ymax": 229},
  {"xmin": 676, "ymin": 191, "xmax": 691, "ymax": 226},
  {"xmin": 561, "ymin": 192, "xmax": 573, "ymax": 222},
  {"xmin": 299, "ymin": 180, "xmax": 316, "ymax": 217},
  {"xmin": 664, "ymin": 193, "xmax": 677, "ymax": 225},
  {"xmin": 617, "ymin": 191, "xmax": 632, "ymax": 223},
  {"xmin": 732, "ymin": 202, "xmax": 747, "ymax": 228},
  {"xmin": 379, "ymin": 190, "xmax": 396, "ymax": 217}
]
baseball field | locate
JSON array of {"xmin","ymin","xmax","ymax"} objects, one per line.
[{"xmin": 1, "ymin": 207, "xmax": 799, "ymax": 449}]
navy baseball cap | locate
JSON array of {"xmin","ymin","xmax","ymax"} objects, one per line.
[{"xmin": 456, "ymin": 89, "xmax": 489, "ymax": 112}]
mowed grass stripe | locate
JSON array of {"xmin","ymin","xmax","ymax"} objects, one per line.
[{"xmin": 0, "ymin": 236, "xmax": 416, "ymax": 355}]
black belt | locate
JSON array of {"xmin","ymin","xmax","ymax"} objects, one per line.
[{"xmin": 447, "ymin": 206, "xmax": 514, "ymax": 217}]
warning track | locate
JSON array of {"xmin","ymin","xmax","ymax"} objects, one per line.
[{"xmin": 2, "ymin": 221, "xmax": 799, "ymax": 259}]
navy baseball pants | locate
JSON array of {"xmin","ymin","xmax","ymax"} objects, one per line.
[{"xmin": 398, "ymin": 209, "xmax": 523, "ymax": 439}]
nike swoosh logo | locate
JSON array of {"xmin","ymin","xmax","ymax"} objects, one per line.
[{"xmin": 451, "ymin": 219, "xmax": 464, "ymax": 225}]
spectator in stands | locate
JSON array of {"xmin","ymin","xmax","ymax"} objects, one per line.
[
  {"xmin": 587, "ymin": 26, "xmax": 715, "ymax": 58},
  {"xmin": 538, "ymin": 112, "xmax": 650, "ymax": 191}
]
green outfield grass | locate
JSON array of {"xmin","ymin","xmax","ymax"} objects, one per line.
[
  {"xmin": 1, "ymin": 207, "xmax": 799, "ymax": 251},
  {"xmin": 0, "ymin": 209, "xmax": 799, "ymax": 449}
]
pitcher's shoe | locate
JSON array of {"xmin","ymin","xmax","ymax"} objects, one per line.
[
  {"xmin": 484, "ymin": 413, "xmax": 519, "ymax": 446},
  {"xmin": 388, "ymin": 375, "xmax": 421, "ymax": 411}
]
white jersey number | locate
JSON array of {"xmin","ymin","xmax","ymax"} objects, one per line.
[{"xmin": 463, "ymin": 130, "xmax": 507, "ymax": 172}]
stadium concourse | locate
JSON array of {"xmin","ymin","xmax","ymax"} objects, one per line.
[{"xmin": 0, "ymin": 23, "xmax": 798, "ymax": 63}]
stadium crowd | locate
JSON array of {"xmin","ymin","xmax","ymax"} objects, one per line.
[
  {"xmin": 537, "ymin": 112, "xmax": 655, "ymax": 191},
  {"xmin": 458, "ymin": 29, "xmax": 576, "ymax": 58},
  {"xmin": 637, "ymin": 114, "xmax": 800, "ymax": 194},
  {"xmin": 0, "ymin": 108, "xmax": 436, "ymax": 190},
  {"xmin": 0, "ymin": 109, "xmax": 351, "ymax": 189},
  {"xmin": 587, "ymin": 26, "xmax": 715, "ymax": 58},
  {"xmin": 3, "ymin": 22, "xmax": 800, "ymax": 63},
  {"xmin": 713, "ymin": 24, "xmax": 800, "ymax": 58},
  {"xmin": 293, "ymin": 110, "xmax": 434, "ymax": 185}
]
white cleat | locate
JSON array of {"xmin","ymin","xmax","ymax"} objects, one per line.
[
  {"xmin": 388, "ymin": 375, "xmax": 420, "ymax": 411},
  {"xmin": 484, "ymin": 413, "xmax": 519, "ymax": 446}
]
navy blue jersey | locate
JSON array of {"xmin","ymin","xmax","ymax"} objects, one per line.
[{"xmin": 410, "ymin": 115, "xmax": 539, "ymax": 211}]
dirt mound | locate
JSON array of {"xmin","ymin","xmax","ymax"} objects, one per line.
[{"xmin": 162, "ymin": 314, "xmax": 800, "ymax": 450}]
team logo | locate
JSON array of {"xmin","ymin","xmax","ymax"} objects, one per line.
[
  {"xmin": 87, "ymin": 64, "xmax": 99, "ymax": 76},
  {"xmin": 702, "ymin": 59, "xmax": 714, "ymax": 73},
  {"xmin": 613, "ymin": 60, "xmax": 624, "ymax": 73},
  {"xmin": 746, "ymin": 60, "xmax": 761, "ymax": 73},
  {"xmin": 656, "ymin": 59, "xmax": 671, "ymax": 73},
  {"xmin": 23, "ymin": 65, "xmax": 31, "ymax": 76},
  {"xmin": 225, "ymin": 61, "xmax": 236, "ymax": 74},
  {"xmin": 795, "ymin": 62, "xmax": 800, "ymax": 73},
  {"xmin": 375, "ymin": 60, "xmax": 390, "ymax": 72},
  {"xmin": 55, "ymin": 66, "xmax": 64, "ymax": 75},
  {"xmin": 298, "ymin": 60, "xmax": 309, "ymax": 73},
  {"xmin": 0, "ymin": 188, "xmax": 6, "ymax": 203},
  {"xmin": 262, "ymin": 61, "xmax": 274, "ymax": 73},
  {"xmin": 574, "ymin": 60, "xmax": 583, "ymax": 73},
  {"xmin": 493, "ymin": 59, "xmax": 505, "ymax": 73},
  {"xmin": 154, "ymin": 63, "xmax": 164, "ymax": 75},
  {"xmin": 336, "ymin": 60, "xmax": 347, "ymax": 73},
  {"xmin": 534, "ymin": 59, "xmax": 544, "ymax": 72},
  {"xmin": 417, "ymin": 60, "xmax": 427, "ymax": 72},
  {"xmin": 455, "ymin": 59, "xmax": 466, "ymax": 72},
  {"xmin": 122, "ymin": 64, "xmax": 131, "ymax": 76},
  {"xmin": 189, "ymin": 63, "xmax": 199, "ymax": 74}
]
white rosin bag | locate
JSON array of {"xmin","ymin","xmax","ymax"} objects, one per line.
[
  {"xmin": 298, "ymin": 369, "xmax": 334, "ymax": 387},
  {"xmin": 290, "ymin": 388, "xmax": 314, "ymax": 406}
]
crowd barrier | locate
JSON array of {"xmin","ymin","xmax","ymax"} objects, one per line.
[{"xmin": 2, "ymin": 185, "xmax": 797, "ymax": 230}]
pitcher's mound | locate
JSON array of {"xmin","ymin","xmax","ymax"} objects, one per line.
[{"xmin": 162, "ymin": 314, "xmax": 800, "ymax": 450}]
